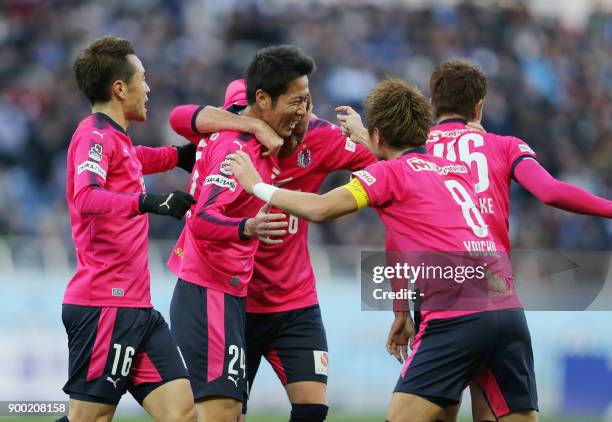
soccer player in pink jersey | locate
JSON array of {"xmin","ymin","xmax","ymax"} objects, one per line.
[
  {"xmin": 62, "ymin": 37, "xmax": 198, "ymax": 422},
  {"xmin": 429, "ymin": 60, "xmax": 612, "ymax": 422},
  {"xmin": 167, "ymin": 45, "xmax": 320, "ymax": 422},
  {"xmin": 428, "ymin": 60, "xmax": 612, "ymax": 242},
  {"xmin": 168, "ymin": 78, "xmax": 375, "ymax": 421},
  {"xmin": 338, "ymin": 60, "xmax": 612, "ymax": 422},
  {"xmin": 227, "ymin": 78, "xmax": 543, "ymax": 422}
]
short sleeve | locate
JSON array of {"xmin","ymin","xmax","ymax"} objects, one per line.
[
  {"xmin": 351, "ymin": 162, "xmax": 394, "ymax": 208},
  {"xmin": 169, "ymin": 104, "xmax": 206, "ymax": 145},
  {"xmin": 308, "ymin": 119, "xmax": 376, "ymax": 172},
  {"xmin": 341, "ymin": 177, "xmax": 370, "ymax": 209},
  {"xmin": 505, "ymin": 136, "xmax": 537, "ymax": 177}
]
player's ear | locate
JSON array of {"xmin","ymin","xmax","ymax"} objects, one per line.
[
  {"xmin": 372, "ymin": 127, "xmax": 382, "ymax": 146},
  {"xmin": 255, "ymin": 89, "xmax": 271, "ymax": 110},
  {"xmin": 112, "ymin": 80, "xmax": 128, "ymax": 101},
  {"xmin": 475, "ymin": 99, "xmax": 485, "ymax": 121}
]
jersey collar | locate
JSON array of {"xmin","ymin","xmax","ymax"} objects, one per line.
[
  {"xmin": 226, "ymin": 104, "xmax": 247, "ymax": 115},
  {"xmin": 401, "ymin": 145, "xmax": 428, "ymax": 156},
  {"xmin": 437, "ymin": 117, "xmax": 468, "ymax": 125},
  {"xmin": 94, "ymin": 112, "xmax": 128, "ymax": 135}
]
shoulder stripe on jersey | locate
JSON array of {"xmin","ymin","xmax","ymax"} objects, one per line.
[
  {"xmin": 203, "ymin": 184, "xmax": 224, "ymax": 207},
  {"xmin": 191, "ymin": 105, "xmax": 205, "ymax": 135},
  {"xmin": 196, "ymin": 184, "xmax": 241, "ymax": 226},
  {"xmin": 510, "ymin": 155, "xmax": 538, "ymax": 180},
  {"xmin": 308, "ymin": 118, "xmax": 329, "ymax": 130}
]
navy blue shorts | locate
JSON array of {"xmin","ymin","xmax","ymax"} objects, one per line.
[
  {"xmin": 243, "ymin": 305, "xmax": 328, "ymax": 412},
  {"xmin": 170, "ymin": 279, "xmax": 247, "ymax": 403},
  {"xmin": 62, "ymin": 304, "xmax": 189, "ymax": 405},
  {"xmin": 395, "ymin": 309, "xmax": 538, "ymax": 417}
]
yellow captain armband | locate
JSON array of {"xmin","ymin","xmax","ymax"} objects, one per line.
[{"xmin": 341, "ymin": 177, "xmax": 370, "ymax": 210}]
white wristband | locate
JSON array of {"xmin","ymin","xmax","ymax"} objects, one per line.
[{"xmin": 253, "ymin": 183, "xmax": 278, "ymax": 203}]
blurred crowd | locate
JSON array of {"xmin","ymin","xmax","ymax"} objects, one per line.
[{"xmin": 0, "ymin": 0, "xmax": 610, "ymax": 254}]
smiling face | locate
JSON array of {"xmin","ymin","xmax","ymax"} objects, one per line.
[
  {"xmin": 123, "ymin": 54, "xmax": 150, "ymax": 122},
  {"xmin": 290, "ymin": 96, "xmax": 313, "ymax": 144},
  {"xmin": 258, "ymin": 75, "xmax": 310, "ymax": 138}
]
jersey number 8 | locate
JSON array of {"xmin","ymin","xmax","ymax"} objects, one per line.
[{"xmin": 444, "ymin": 180, "xmax": 488, "ymax": 238}]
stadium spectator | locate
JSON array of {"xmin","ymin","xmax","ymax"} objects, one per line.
[{"xmin": 0, "ymin": 1, "xmax": 609, "ymax": 251}]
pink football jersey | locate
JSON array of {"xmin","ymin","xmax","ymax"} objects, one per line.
[
  {"xmin": 427, "ymin": 119, "xmax": 537, "ymax": 251},
  {"xmin": 64, "ymin": 113, "xmax": 178, "ymax": 307},
  {"xmin": 168, "ymin": 130, "xmax": 279, "ymax": 297},
  {"xmin": 248, "ymin": 117, "xmax": 376, "ymax": 313},
  {"xmin": 354, "ymin": 147, "xmax": 521, "ymax": 322},
  {"xmin": 168, "ymin": 101, "xmax": 376, "ymax": 312}
]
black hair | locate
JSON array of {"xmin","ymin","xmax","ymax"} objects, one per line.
[{"xmin": 245, "ymin": 45, "xmax": 315, "ymax": 105}]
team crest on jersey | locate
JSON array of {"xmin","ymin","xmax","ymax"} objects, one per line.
[
  {"xmin": 88, "ymin": 144, "xmax": 103, "ymax": 162},
  {"xmin": 297, "ymin": 148, "xmax": 311, "ymax": 168}
]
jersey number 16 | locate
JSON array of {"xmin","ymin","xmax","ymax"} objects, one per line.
[{"xmin": 432, "ymin": 133, "xmax": 490, "ymax": 193}]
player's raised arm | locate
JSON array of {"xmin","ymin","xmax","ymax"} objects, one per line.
[
  {"xmin": 169, "ymin": 103, "xmax": 283, "ymax": 155},
  {"xmin": 513, "ymin": 157, "xmax": 612, "ymax": 217},
  {"xmin": 168, "ymin": 104, "xmax": 207, "ymax": 143},
  {"xmin": 309, "ymin": 115, "xmax": 376, "ymax": 172},
  {"xmin": 227, "ymin": 150, "xmax": 362, "ymax": 223},
  {"xmin": 335, "ymin": 105, "xmax": 374, "ymax": 153},
  {"xmin": 196, "ymin": 107, "xmax": 283, "ymax": 153}
]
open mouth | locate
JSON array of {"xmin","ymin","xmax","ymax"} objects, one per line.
[{"xmin": 288, "ymin": 117, "xmax": 301, "ymax": 130}]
